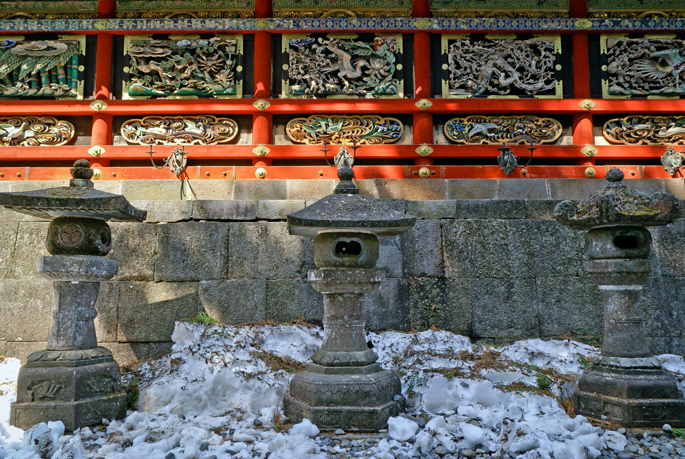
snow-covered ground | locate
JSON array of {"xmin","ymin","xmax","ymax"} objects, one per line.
[{"xmin": 0, "ymin": 322, "xmax": 684, "ymax": 459}]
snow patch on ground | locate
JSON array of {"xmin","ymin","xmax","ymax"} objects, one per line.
[{"xmin": 0, "ymin": 323, "xmax": 680, "ymax": 459}]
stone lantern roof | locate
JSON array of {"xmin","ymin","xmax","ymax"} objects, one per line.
[
  {"xmin": 0, "ymin": 159, "xmax": 146, "ymax": 222},
  {"xmin": 553, "ymin": 167, "xmax": 679, "ymax": 230},
  {"xmin": 287, "ymin": 168, "xmax": 416, "ymax": 237}
]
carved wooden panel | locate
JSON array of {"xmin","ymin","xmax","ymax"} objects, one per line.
[
  {"xmin": 444, "ymin": 115, "xmax": 562, "ymax": 144},
  {"xmin": 121, "ymin": 115, "xmax": 239, "ymax": 145},
  {"xmin": 286, "ymin": 115, "xmax": 402, "ymax": 145}
]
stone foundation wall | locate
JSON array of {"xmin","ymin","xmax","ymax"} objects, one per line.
[{"xmin": 1, "ymin": 178, "xmax": 684, "ymax": 368}]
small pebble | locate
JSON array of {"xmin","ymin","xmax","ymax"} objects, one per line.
[
  {"xmin": 463, "ymin": 449, "xmax": 477, "ymax": 458},
  {"xmin": 435, "ymin": 445, "xmax": 450, "ymax": 457},
  {"xmin": 205, "ymin": 456, "xmax": 217, "ymax": 459},
  {"xmin": 165, "ymin": 454, "xmax": 176, "ymax": 459},
  {"xmin": 476, "ymin": 449, "xmax": 487, "ymax": 454},
  {"xmin": 173, "ymin": 440, "xmax": 181, "ymax": 449},
  {"xmin": 224, "ymin": 450, "xmax": 237, "ymax": 455},
  {"xmin": 351, "ymin": 441, "xmax": 360, "ymax": 447},
  {"xmin": 618, "ymin": 428, "xmax": 627, "ymax": 435},
  {"xmin": 200, "ymin": 442, "xmax": 210, "ymax": 451},
  {"xmin": 253, "ymin": 419, "xmax": 263, "ymax": 426},
  {"xmin": 417, "ymin": 418, "xmax": 426, "ymax": 428},
  {"xmin": 279, "ymin": 417, "xmax": 290, "ymax": 425},
  {"xmin": 618, "ymin": 453, "xmax": 633, "ymax": 459},
  {"xmin": 327, "ymin": 447, "xmax": 337, "ymax": 454},
  {"xmin": 394, "ymin": 395, "xmax": 402, "ymax": 401},
  {"xmin": 335, "ymin": 429, "xmax": 345, "ymax": 435},
  {"xmin": 101, "ymin": 419, "xmax": 110, "ymax": 426}
]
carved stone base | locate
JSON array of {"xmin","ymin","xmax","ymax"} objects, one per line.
[
  {"xmin": 574, "ymin": 358, "xmax": 685, "ymax": 428},
  {"xmin": 283, "ymin": 363, "xmax": 402, "ymax": 432},
  {"xmin": 10, "ymin": 347, "xmax": 126, "ymax": 431}
]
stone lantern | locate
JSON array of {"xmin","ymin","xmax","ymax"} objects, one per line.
[
  {"xmin": 554, "ymin": 167, "xmax": 685, "ymax": 427},
  {"xmin": 0, "ymin": 160, "xmax": 147, "ymax": 431},
  {"xmin": 283, "ymin": 159, "xmax": 416, "ymax": 432}
]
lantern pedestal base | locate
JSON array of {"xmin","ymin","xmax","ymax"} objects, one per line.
[
  {"xmin": 574, "ymin": 357, "xmax": 685, "ymax": 428},
  {"xmin": 10, "ymin": 347, "xmax": 126, "ymax": 431},
  {"xmin": 284, "ymin": 363, "xmax": 402, "ymax": 432}
]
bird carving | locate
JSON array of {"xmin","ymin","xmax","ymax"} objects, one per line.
[
  {"xmin": 634, "ymin": 49, "xmax": 685, "ymax": 90},
  {"xmin": 325, "ymin": 44, "xmax": 368, "ymax": 79}
]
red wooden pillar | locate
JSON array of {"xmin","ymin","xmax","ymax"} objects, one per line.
[
  {"xmin": 98, "ymin": 0, "xmax": 116, "ymax": 18},
  {"xmin": 92, "ymin": 1, "xmax": 116, "ymax": 168},
  {"xmin": 570, "ymin": 1, "xmax": 592, "ymax": 165},
  {"xmin": 253, "ymin": 0, "xmax": 273, "ymax": 167},
  {"xmin": 91, "ymin": 114, "xmax": 112, "ymax": 167},
  {"xmin": 573, "ymin": 114, "xmax": 594, "ymax": 166},
  {"xmin": 413, "ymin": 0, "xmax": 433, "ymax": 166}
]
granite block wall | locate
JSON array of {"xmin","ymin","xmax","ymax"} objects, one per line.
[{"xmin": 1, "ymin": 178, "xmax": 684, "ymax": 367}]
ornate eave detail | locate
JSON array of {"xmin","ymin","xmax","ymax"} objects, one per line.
[
  {"xmin": 444, "ymin": 115, "xmax": 562, "ymax": 145},
  {"xmin": 273, "ymin": 0, "xmax": 411, "ymax": 18},
  {"xmin": 286, "ymin": 115, "xmax": 403, "ymax": 145},
  {"xmin": 115, "ymin": 0, "xmax": 254, "ymax": 19},
  {"xmin": 588, "ymin": 0, "xmax": 685, "ymax": 18},
  {"xmin": 1, "ymin": 18, "xmax": 685, "ymax": 33},
  {"xmin": 431, "ymin": 0, "xmax": 569, "ymax": 18},
  {"xmin": 121, "ymin": 115, "xmax": 239, "ymax": 146},
  {"xmin": 554, "ymin": 168, "xmax": 679, "ymax": 230},
  {"xmin": 0, "ymin": 1, "xmax": 97, "ymax": 20}
]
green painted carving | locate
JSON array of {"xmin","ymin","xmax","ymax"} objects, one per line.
[
  {"xmin": 431, "ymin": 0, "xmax": 568, "ymax": 11},
  {"xmin": 0, "ymin": 1, "xmax": 97, "ymax": 16},
  {"xmin": 0, "ymin": 36, "xmax": 83, "ymax": 99},
  {"xmin": 121, "ymin": 115, "xmax": 239, "ymax": 145},
  {"xmin": 603, "ymin": 36, "xmax": 685, "ymax": 98},
  {"xmin": 274, "ymin": 0, "xmax": 411, "ymax": 10},
  {"xmin": 285, "ymin": 35, "xmax": 402, "ymax": 98},
  {"xmin": 117, "ymin": 0, "xmax": 253, "ymax": 10},
  {"xmin": 286, "ymin": 115, "xmax": 403, "ymax": 144},
  {"xmin": 444, "ymin": 115, "xmax": 562, "ymax": 144},
  {"xmin": 124, "ymin": 35, "xmax": 243, "ymax": 99},
  {"xmin": 0, "ymin": 116, "xmax": 75, "ymax": 146}
]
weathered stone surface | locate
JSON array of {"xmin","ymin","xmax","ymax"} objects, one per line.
[
  {"xmin": 378, "ymin": 199, "xmax": 406, "ymax": 214},
  {"xmin": 651, "ymin": 220, "xmax": 685, "ymax": 277},
  {"xmin": 640, "ymin": 276, "xmax": 684, "ymax": 339},
  {"xmin": 0, "ymin": 279, "xmax": 53, "ymax": 342},
  {"xmin": 130, "ymin": 200, "xmax": 192, "ymax": 223},
  {"xmin": 408, "ymin": 278, "xmax": 471, "ymax": 336},
  {"xmin": 92, "ymin": 181, "xmax": 122, "ymax": 195},
  {"xmin": 117, "ymin": 282, "xmax": 200, "ymax": 342},
  {"xmin": 287, "ymin": 180, "xmax": 336, "ymax": 200},
  {"xmin": 536, "ymin": 276, "xmax": 603, "ymax": 338},
  {"xmin": 187, "ymin": 180, "xmax": 234, "ymax": 200},
  {"xmin": 364, "ymin": 278, "xmax": 408, "ymax": 332},
  {"xmin": 664, "ymin": 179, "xmax": 685, "ymax": 200},
  {"xmin": 5, "ymin": 342, "xmax": 48, "ymax": 364},
  {"xmin": 0, "ymin": 206, "xmax": 43, "ymax": 222},
  {"xmin": 0, "ymin": 221, "xmax": 18, "ymax": 278},
  {"xmin": 9, "ymin": 222, "xmax": 49, "ymax": 279},
  {"xmin": 101, "ymin": 342, "xmax": 172, "ymax": 370},
  {"xmin": 193, "ymin": 200, "xmax": 256, "ymax": 221},
  {"xmin": 525, "ymin": 200, "xmax": 562, "ymax": 220},
  {"xmin": 120, "ymin": 180, "xmax": 182, "ymax": 201},
  {"xmin": 547, "ymin": 179, "xmax": 608, "ymax": 201},
  {"xmin": 155, "ymin": 222, "xmax": 229, "ymax": 281},
  {"xmin": 498, "ymin": 179, "xmax": 549, "ymax": 200},
  {"xmin": 199, "ymin": 280, "xmax": 266, "ymax": 324},
  {"xmin": 8, "ymin": 181, "xmax": 68, "ymax": 192},
  {"xmin": 229, "ymin": 222, "xmax": 303, "ymax": 279},
  {"xmin": 646, "ymin": 336, "xmax": 685, "ymax": 357},
  {"xmin": 471, "ymin": 278, "xmax": 539, "ymax": 339},
  {"xmin": 108, "ymin": 223, "xmax": 156, "ymax": 281},
  {"xmin": 624, "ymin": 179, "xmax": 664, "ymax": 196},
  {"xmin": 372, "ymin": 179, "xmax": 447, "ymax": 200},
  {"xmin": 406, "ymin": 200, "xmax": 456, "ymax": 220},
  {"xmin": 377, "ymin": 236, "xmax": 403, "ymax": 278},
  {"xmin": 401, "ymin": 220, "xmax": 443, "ymax": 278},
  {"xmin": 266, "ymin": 279, "xmax": 323, "ymax": 324},
  {"xmin": 455, "ymin": 199, "xmax": 526, "ymax": 220},
  {"xmin": 94, "ymin": 281, "xmax": 119, "ymax": 343},
  {"xmin": 447, "ymin": 179, "xmax": 498, "ymax": 200},
  {"xmin": 234, "ymin": 180, "xmax": 287, "ymax": 200},
  {"xmin": 257, "ymin": 200, "xmax": 306, "ymax": 220},
  {"xmin": 443, "ymin": 220, "xmax": 512, "ymax": 278}
]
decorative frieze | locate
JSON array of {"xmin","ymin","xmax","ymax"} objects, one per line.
[
  {"xmin": 589, "ymin": 0, "xmax": 685, "ymax": 18},
  {"xmin": 273, "ymin": 0, "xmax": 411, "ymax": 18},
  {"xmin": 0, "ymin": 116, "xmax": 75, "ymax": 146},
  {"xmin": 283, "ymin": 33, "xmax": 403, "ymax": 99},
  {"xmin": 0, "ymin": 35, "xmax": 84, "ymax": 99},
  {"xmin": 431, "ymin": 0, "xmax": 569, "ymax": 18},
  {"xmin": 286, "ymin": 115, "xmax": 403, "ymax": 145},
  {"xmin": 116, "ymin": 0, "xmax": 254, "ymax": 19},
  {"xmin": 441, "ymin": 34, "xmax": 562, "ymax": 99},
  {"xmin": 123, "ymin": 34, "xmax": 243, "ymax": 99},
  {"xmin": 444, "ymin": 115, "xmax": 562, "ymax": 144},
  {"xmin": 121, "ymin": 116, "xmax": 239, "ymax": 145},
  {"xmin": 602, "ymin": 35, "xmax": 685, "ymax": 99},
  {"xmin": 0, "ymin": 1, "xmax": 97, "ymax": 20},
  {"xmin": 603, "ymin": 116, "xmax": 685, "ymax": 145}
]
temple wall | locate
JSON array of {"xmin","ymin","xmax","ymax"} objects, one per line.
[{"xmin": 1, "ymin": 178, "xmax": 685, "ymax": 368}]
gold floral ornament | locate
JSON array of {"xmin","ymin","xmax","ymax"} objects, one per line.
[
  {"xmin": 121, "ymin": 115, "xmax": 239, "ymax": 146},
  {"xmin": 444, "ymin": 116, "xmax": 562, "ymax": 145},
  {"xmin": 0, "ymin": 116, "xmax": 74, "ymax": 147},
  {"xmin": 286, "ymin": 115, "xmax": 403, "ymax": 145},
  {"xmin": 603, "ymin": 116, "xmax": 685, "ymax": 145}
]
